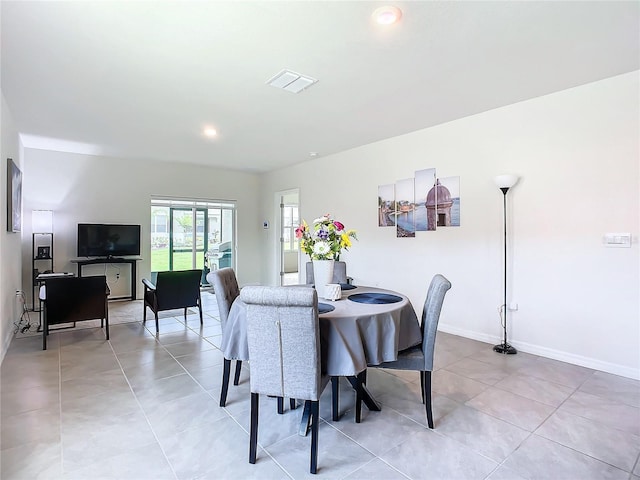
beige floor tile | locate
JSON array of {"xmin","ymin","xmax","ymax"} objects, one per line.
[
  {"xmin": 379, "ymin": 427, "xmax": 497, "ymax": 480},
  {"xmin": 494, "ymin": 372, "xmax": 575, "ymax": 407},
  {"xmin": 535, "ymin": 410, "xmax": 640, "ymax": 471},
  {"xmin": 466, "ymin": 387, "xmax": 555, "ymax": 431},
  {"xmin": 265, "ymin": 421, "xmax": 375, "ymax": 479},
  {"xmin": 503, "ymin": 434, "xmax": 629, "ymax": 479},
  {"xmin": 343, "ymin": 458, "xmax": 409, "ymax": 480},
  {"xmin": 435, "ymin": 404, "xmax": 529, "ymax": 462},
  {"xmin": 444, "ymin": 357, "xmax": 512, "ymax": 385},
  {"xmin": 1, "ymin": 305, "xmax": 637, "ymax": 480}
]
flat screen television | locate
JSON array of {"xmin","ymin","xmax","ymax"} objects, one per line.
[{"xmin": 77, "ymin": 223, "xmax": 141, "ymax": 258}]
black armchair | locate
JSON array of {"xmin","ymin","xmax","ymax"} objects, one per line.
[
  {"xmin": 142, "ymin": 269, "xmax": 203, "ymax": 332},
  {"xmin": 42, "ymin": 275, "xmax": 109, "ymax": 350}
]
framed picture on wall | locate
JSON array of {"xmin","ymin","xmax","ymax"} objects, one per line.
[{"xmin": 6, "ymin": 158, "xmax": 22, "ymax": 233}]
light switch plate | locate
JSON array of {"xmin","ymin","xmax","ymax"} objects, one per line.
[{"xmin": 603, "ymin": 233, "xmax": 631, "ymax": 248}]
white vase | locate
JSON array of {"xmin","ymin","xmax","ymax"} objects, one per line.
[{"xmin": 312, "ymin": 259, "xmax": 335, "ymax": 300}]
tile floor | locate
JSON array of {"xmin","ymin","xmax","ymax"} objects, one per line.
[{"xmin": 1, "ymin": 292, "xmax": 639, "ymax": 479}]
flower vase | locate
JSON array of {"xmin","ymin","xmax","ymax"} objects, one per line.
[{"xmin": 312, "ymin": 259, "xmax": 335, "ymax": 300}]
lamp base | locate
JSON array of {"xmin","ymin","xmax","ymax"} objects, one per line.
[{"xmin": 493, "ymin": 343, "xmax": 517, "ymax": 355}]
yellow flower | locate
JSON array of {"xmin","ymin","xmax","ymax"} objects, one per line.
[{"xmin": 340, "ymin": 234, "xmax": 352, "ymax": 248}]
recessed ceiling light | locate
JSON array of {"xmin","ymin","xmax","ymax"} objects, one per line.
[
  {"xmin": 372, "ymin": 6, "xmax": 402, "ymax": 25},
  {"xmin": 203, "ymin": 127, "xmax": 217, "ymax": 137},
  {"xmin": 309, "ymin": 152, "xmax": 318, "ymax": 158}
]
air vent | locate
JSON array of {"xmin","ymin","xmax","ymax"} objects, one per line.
[{"xmin": 267, "ymin": 69, "xmax": 318, "ymax": 93}]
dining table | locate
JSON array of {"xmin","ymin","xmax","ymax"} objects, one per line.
[{"xmin": 221, "ymin": 284, "xmax": 422, "ymax": 429}]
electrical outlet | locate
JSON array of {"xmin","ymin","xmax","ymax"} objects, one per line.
[
  {"xmin": 116, "ymin": 273, "xmax": 120, "ymax": 279},
  {"xmin": 509, "ymin": 303, "xmax": 519, "ymax": 311}
]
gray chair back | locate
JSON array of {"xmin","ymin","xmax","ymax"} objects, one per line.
[
  {"xmin": 241, "ymin": 286, "xmax": 322, "ymax": 401},
  {"xmin": 305, "ymin": 261, "xmax": 348, "ymax": 284},
  {"xmin": 210, "ymin": 267, "xmax": 240, "ymax": 330},
  {"xmin": 421, "ymin": 274, "xmax": 452, "ymax": 371}
]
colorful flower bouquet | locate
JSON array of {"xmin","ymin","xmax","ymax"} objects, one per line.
[{"xmin": 295, "ymin": 214, "xmax": 357, "ymax": 260}]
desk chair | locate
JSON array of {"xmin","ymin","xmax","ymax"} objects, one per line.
[
  {"xmin": 242, "ymin": 286, "xmax": 329, "ymax": 474},
  {"xmin": 142, "ymin": 269, "xmax": 203, "ymax": 332}
]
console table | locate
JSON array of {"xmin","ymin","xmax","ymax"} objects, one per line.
[{"xmin": 71, "ymin": 258, "xmax": 141, "ymax": 300}]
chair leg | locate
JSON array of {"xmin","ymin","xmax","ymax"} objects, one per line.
[
  {"xmin": 183, "ymin": 307, "xmax": 188, "ymax": 321},
  {"xmin": 277, "ymin": 397, "xmax": 284, "ymax": 414},
  {"xmin": 310, "ymin": 400, "xmax": 319, "ymax": 474},
  {"xmin": 331, "ymin": 377, "xmax": 340, "ymax": 421},
  {"xmin": 355, "ymin": 371, "xmax": 365, "ymax": 423},
  {"xmin": 420, "ymin": 371, "xmax": 425, "ymax": 404},
  {"xmin": 424, "ymin": 371, "xmax": 434, "ymax": 429},
  {"xmin": 299, "ymin": 400, "xmax": 311, "ymax": 437},
  {"xmin": 198, "ymin": 297, "xmax": 203, "ymax": 325},
  {"xmin": 249, "ymin": 392, "xmax": 259, "ymax": 464},
  {"xmin": 105, "ymin": 315, "xmax": 109, "ymax": 340},
  {"xmin": 233, "ymin": 360, "xmax": 242, "ymax": 385},
  {"xmin": 143, "ymin": 304, "xmax": 147, "ymax": 324},
  {"xmin": 290, "ymin": 398, "xmax": 297, "ymax": 410},
  {"xmin": 42, "ymin": 310, "xmax": 47, "ymax": 351},
  {"xmin": 220, "ymin": 359, "xmax": 231, "ymax": 407},
  {"xmin": 155, "ymin": 312, "xmax": 159, "ymax": 333}
]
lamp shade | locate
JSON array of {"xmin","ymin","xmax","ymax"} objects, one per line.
[
  {"xmin": 494, "ymin": 174, "xmax": 519, "ymax": 189},
  {"xmin": 32, "ymin": 210, "xmax": 53, "ymax": 233}
]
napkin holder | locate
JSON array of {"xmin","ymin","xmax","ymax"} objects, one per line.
[{"xmin": 324, "ymin": 283, "xmax": 342, "ymax": 301}]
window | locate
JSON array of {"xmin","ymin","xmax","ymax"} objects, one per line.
[
  {"xmin": 150, "ymin": 197, "xmax": 236, "ymax": 279},
  {"xmin": 282, "ymin": 204, "xmax": 298, "ymax": 252}
]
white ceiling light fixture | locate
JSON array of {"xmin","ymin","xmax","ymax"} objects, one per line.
[
  {"xmin": 267, "ymin": 69, "xmax": 318, "ymax": 94},
  {"xmin": 372, "ymin": 5, "xmax": 402, "ymax": 25},
  {"xmin": 203, "ymin": 127, "xmax": 217, "ymax": 138}
]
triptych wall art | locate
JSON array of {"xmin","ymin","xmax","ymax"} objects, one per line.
[
  {"xmin": 378, "ymin": 168, "xmax": 460, "ymax": 238},
  {"xmin": 6, "ymin": 158, "xmax": 22, "ymax": 233}
]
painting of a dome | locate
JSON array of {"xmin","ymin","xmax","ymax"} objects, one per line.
[
  {"xmin": 426, "ymin": 177, "xmax": 459, "ymax": 228},
  {"xmin": 426, "ymin": 180, "xmax": 452, "ymax": 208}
]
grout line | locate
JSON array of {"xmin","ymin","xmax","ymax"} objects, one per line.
[
  {"xmin": 107, "ymin": 332, "xmax": 180, "ymax": 480},
  {"xmin": 56, "ymin": 335, "xmax": 64, "ymax": 478}
]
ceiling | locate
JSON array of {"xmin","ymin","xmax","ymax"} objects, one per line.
[{"xmin": 2, "ymin": 1, "xmax": 638, "ymax": 173}]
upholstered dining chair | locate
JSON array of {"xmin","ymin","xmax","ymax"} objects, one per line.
[
  {"xmin": 142, "ymin": 269, "xmax": 203, "ymax": 333},
  {"xmin": 242, "ymin": 285, "xmax": 329, "ymax": 474},
  {"xmin": 367, "ymin": 274, "xmax": 451, "ymax": 428},
  {"xmin": 208, "ymin": 267, "xmax": 243, "ymax": 407},
  {"xmin": 42, "ymin": 275, "xmax": 109, "ymax": 350},
  {"xmin": 305, "ymin": 261, "xmax": 349, "ymax": 285}
]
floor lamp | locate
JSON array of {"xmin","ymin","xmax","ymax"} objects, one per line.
[{"xmin": 493, "ymin": 174, "xmax": 518, "ymax": 355}]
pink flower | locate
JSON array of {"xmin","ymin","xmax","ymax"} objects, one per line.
[
  {"xmin": 333, "ymin": 221, "xmax": 344, "ymax": 231},
  {"xmin": 295, "ymin": 225, "xmax": 306, "ymax": 238}
]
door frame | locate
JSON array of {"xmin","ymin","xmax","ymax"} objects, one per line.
[
  {"xmin": 275, "ymin": 188, "xmax": 300, "ymax": 285},
  {"xmin": 168, "ymin": 206, "xmax": 208, "ymax": 271}
]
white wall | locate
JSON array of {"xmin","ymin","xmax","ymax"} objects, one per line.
[
  {"xmin": 21, "ymin": 151, "xmax": 263, "ymax": 302},
  {"xmin": 260, "ymin": 72, "xmax": 640, "ymax": 379},
  {"xmin": 1, "ymin": 92, "xmax": 24, "ymax": 361}
]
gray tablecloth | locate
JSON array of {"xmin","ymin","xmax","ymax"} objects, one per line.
[{"xmin": 221, "ymin": 285, "xmax": 421, "ymax": 376}]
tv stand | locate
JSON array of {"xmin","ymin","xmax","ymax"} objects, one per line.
[{"xmin": 71, "ymin": 257, "xmax": 142, "ymax": 300}]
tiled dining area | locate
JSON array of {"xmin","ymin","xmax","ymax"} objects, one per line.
[{"xmin": 1, "ymin": 291, "xmax": 639, "ymax": 480}]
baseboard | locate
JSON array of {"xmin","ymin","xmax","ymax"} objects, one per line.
[
  {"xmin": 1, "ymin": 326, "xmax": 14, "ymax": 365},
  {"xmin": 438, "ymin": 323, "xmax": 640, "ymax": 380}
]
